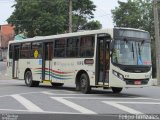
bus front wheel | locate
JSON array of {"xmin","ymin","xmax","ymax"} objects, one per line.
[
  {"xmin": 25, "ymin": 71, "xmax": 39, "ymax": 87},
  {"xmin": 111, "ymin": 87, "xmax": 123, "ymax": 93},
  {"xmin": 80, "ymin": 73, "xmax": 91, "ymax": 94}
]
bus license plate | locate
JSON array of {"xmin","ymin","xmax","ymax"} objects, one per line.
[{"xmin": 134, "ymin": 81, "xmax": 141, "ymax": 85}]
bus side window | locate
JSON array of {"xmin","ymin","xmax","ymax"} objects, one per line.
[
  {"xmin": 15, "ymin": 45, "xmax": 20, "ymax": 60},
  {"xmin": 20, "ymin": 43, "xmax": 31, "ymax": 58},
  {"xmin": 54, "ymin": 39, "xmax": 66, "ymax": 58},
  {"xmin": 31, "ymin": 42, "xmax": 42, "ymax": 59},
  {"xmin": 80, "ymin": 36, "xmax": 94, "ymax": 57},
  {"xmin": 66, "ymin": 37, "xmax": 79, "ymax": 57}
]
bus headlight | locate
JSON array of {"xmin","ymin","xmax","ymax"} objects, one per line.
[
  {"xmin": 119, "ymin": 74, "xmax": 124, "ymax": 80},
  {"xmin": 113, "ymin": 70, "xmax": 118, "ymax": 76},
  {"xmin": 112, "ymin": 70, "xmax": 124, "ymax": 80}
]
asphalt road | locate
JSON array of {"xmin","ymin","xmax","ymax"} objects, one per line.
[{"xmin": 0, "ymin": 62, "xmax": 160, "ymax": 120}]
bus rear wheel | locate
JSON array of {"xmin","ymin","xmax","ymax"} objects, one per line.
[
  {"xmin": 80, "ymin": 73, "xmax": 91, "ymax": 94},
  {"xmin": 111, "ymin": 87, "xmax": 123, "ymax": 93},
  {"xmin": 25, "ymin": 71, "xmax": 39, "ymax": 87}
]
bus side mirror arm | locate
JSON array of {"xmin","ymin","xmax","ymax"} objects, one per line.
[
  {"xmin": 109, "ymin": 40, "xmax": 114, "ymax": 57},
  {"xmin": 110, "ymin": 40, "xmax": 114, "ymax": 52}
]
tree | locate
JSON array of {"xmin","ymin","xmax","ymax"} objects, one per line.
[
  {"xmin": 72, "ymin": 0, "xmax": 96, "ymax": 31},
  {"xmin": 112, "ymin": 0, "xmax": 153, "ymax": 35},
  {"xmin": 8, "ymin": 0, "xmax": 68, "ymax": 37},
  {"xmin": 7, "ymin": 0, "xmax": 101, "ymax": 37},
  {"xmin": 112, "ymin": 0, "xmax": 141, "ymax": 28},
  {"xmin": 111, "ymin": 0, "xmax": 158, "ymax": 77},
  {"xmin": 80, "ymin": 20, "xmax": 102, "ymax": 30}
]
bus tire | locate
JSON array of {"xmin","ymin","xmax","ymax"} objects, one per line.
[
  {"xmin": 80, "ymin": 73, "xmax": 91, "ymax": 94},
  {"xmin": 51, "ymin": 83, "xmax": 64, "ymax": 87},
  {"xmin": 25, "ymin": 71, "xmax": 39, "ymax": 87},
  {"xmin": 76, "ymin": 79, "xmax": 81, "ymax": 91},
  {"xmin": 111, "ymin": 87, "xmax": 122, "ymax": 93},
  {"xmin": 76, "ymin": 83, "xmax": 81, "ymax": 91}
]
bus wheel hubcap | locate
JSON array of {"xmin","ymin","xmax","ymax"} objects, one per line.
[
  {"xmin": 26, "ymin": 75, "xmax": 31, "ymax": 84},
  {"xmin": 81, "ymin": 79, "xmax": 86, "ymax": 89}
]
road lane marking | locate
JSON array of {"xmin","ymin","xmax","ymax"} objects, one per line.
[
  {"xmin": 0, "ymin": 95, "xmax": 11, "ymax": 98},
  {"xmin": 11, "ymin": 94, "xmax": 44, "ymax": 112},
  {"xmin": 0, "ymin": 82, "xmax": 22, "ymax": 85},
  {"xmin": 51, "ymin": 97, "xmax": 97, "ymax": 114},
  {"xmin": 0, "ymin": 81, "xmax": 23, "ymax": 85},
  {"xmin": 41, "ymin": 91, "xmax": 55, "ymax": 95},
  {"xmin": 41, "ymin": 92, "xmax": 151, "ymax": 99},
  {"xmin": 103, "ymin": 101, "xmax": 143, "ymax": 114},
  {"xmin": 51, "ymin": 97, "xmax": 149, "ymax": 100},
  {"xmin": 63, "ymin": 91, "xmax": 76, "ymax": 94},
  {"xmin": 41, "ymin": 90, "xmax": 77, "ymax": 94},
  {"xmin": 147, "ymin": 98, "xmax": 160, "ymax": 101},
  {"xmin": 0, "ymin": 91, "xmax": 50, "ymax": 98},
  {"xmin": 19, "ymin": 91, "xmax": 54, "ymax": 95},
  {"xmin": 0, "ymin": 90, "xmax": 80, "ymax": 98}
]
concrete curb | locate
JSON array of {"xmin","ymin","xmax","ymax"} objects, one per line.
[{"xmin": 152, "ymin": 79, "xmax": 158, "ymax": 86}]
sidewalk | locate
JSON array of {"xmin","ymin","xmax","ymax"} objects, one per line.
[
  {"xmin": 152, "ymin": 78, "xmax": 159, "ymax": 86},
  {"xmin": 0, "ymin": 61, "xmax": 9, "ymax": 80},
  {"xmin": 0, "ymin": 71, "xmax": 9, "ymax": 80}
]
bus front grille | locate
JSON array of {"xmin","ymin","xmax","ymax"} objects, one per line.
[{"xmin": 124, "ymin": 79, "xmax": 149, "ymax": 85}]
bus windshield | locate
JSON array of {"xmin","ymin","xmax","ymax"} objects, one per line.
[{"xmin": 112, "ymin": 40, "xmax": 151, "ymax": 65}]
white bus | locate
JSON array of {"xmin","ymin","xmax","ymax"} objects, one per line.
[{"xmin": 7, "ymin": 27, "xmax": 152, "ymax": 93}]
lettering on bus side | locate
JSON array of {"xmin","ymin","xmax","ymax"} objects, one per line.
[
  {"xmin": 61, "ymin": 63, "xmax": 74, "ymax": 67},
  {"xmin": 77, "ymin": 61, "xmax": 84, "ymax": 65}
]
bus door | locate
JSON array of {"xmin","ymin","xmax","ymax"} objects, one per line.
[
  {"xmin": 96, "ymin": 36, "xmax": 110, "ymax": 85},
  {"xmin": 13, "ymin": 45, "xmax": 20, "ymax": 78},
  {"xmin": 42, "ymin": 42, "xmax": 53, "ymax": 81}
]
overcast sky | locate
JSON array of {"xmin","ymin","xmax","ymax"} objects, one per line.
[{"xmin": 0, "ymin": 0, "xmax": 127, "ymax": 28}]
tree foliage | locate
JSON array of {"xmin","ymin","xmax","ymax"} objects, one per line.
[
  {"xmin": 112, "ymin": 0, "xmax": 153, "ymax": 35},
  {"xmin": 112, "ymin": 0, "xmax": 141, "ymax": 28},
  {"xmin": 80, "ymin": 20, "xmax": 102, "ymax": 30},
  {"xmin": 7, "ymin": 0, "xmax": 101, "ymax": 37},
  {"xmin": 111, "ymin": 0, "xmax": 159, "ymax": 77}
]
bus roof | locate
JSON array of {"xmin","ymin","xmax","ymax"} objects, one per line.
[
  {"xmin": 9, "ymin": 28, "xmax": 113, "ymax": 44},
  {"xmin": 114, "ymin": 27, "xmax": 148, "ymax": 33},
  {"xmin": 9, "ymin": 27, "xmax": 148, "ymax": 44}
]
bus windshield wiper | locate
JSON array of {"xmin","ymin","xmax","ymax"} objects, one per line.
[{"xmin": 132, "ymin": 43, "xmax": 134, "ymax": 59}]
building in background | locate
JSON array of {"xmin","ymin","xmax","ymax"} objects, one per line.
[{"xmin": 0, "ymin": 24, "xmax": 14, "ymax": 60}]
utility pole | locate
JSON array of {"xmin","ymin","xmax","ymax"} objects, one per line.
[
  {"xmin": 0, "ymin": 26, "xmax": 2, "ymax": 60},
  {"xmin": 153, "ymin": 0, "xmax": 160, "ymax": 86},
  {"xmin": 69, "ymin": 0, "xmax": 72, "ymax": 33}
]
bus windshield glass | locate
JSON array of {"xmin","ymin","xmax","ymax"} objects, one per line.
[{"xmin": 112, "ymin": 40, "xmax": 151, "ymax": 66}]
